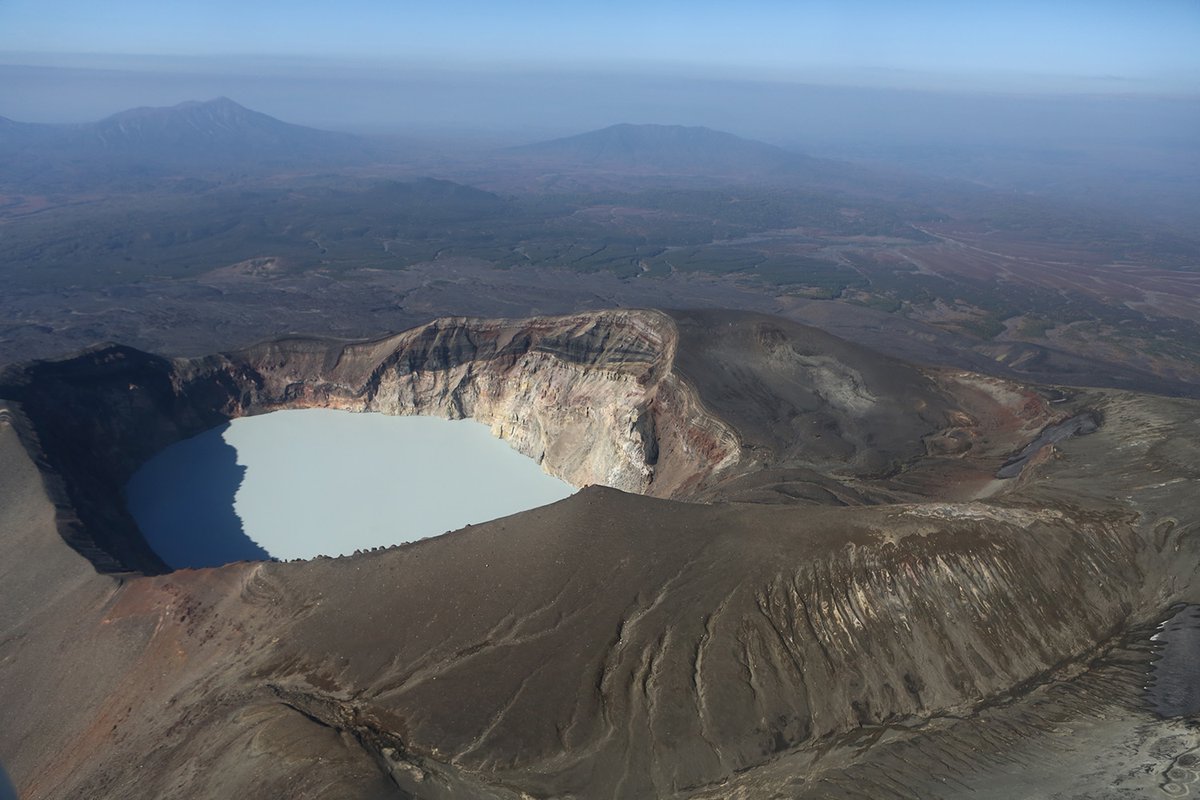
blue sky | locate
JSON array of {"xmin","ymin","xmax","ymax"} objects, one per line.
[{"xmin": 2, "ymin": 0, "xmax": 1198, "ymax": 91}]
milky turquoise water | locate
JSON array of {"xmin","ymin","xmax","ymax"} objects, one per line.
[{"xmin": 125, "ymin": 409, "xmax": 575, "ymax": 567}]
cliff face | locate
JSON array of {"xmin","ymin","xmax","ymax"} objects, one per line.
[
  {"xmin": 1, "ymin": 309, "xmax": 1197, "ymax": 800},
  {"xmin": 219, "ymin": 311, "xmax": 742, "ymax": 497}
]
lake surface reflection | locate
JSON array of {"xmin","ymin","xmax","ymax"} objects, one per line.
[{"xmin": 126, "ymin": 409, "xmax": 575, "ymax": 567}]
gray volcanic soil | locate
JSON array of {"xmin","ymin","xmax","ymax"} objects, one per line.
[{"xmin": 1, "ymin": 309, "xmax": 1198, "ymax": 799}]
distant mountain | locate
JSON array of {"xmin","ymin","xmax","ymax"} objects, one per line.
[
  {"xmin": 0, "ymin": 98, "xmax": 373, "ymax": 188},
  {"xmin": 0, "ymin": 115, "xmax": 56, "ymax": 146},
  {"xmin": 84, "ymin": 97, "xmax": 359, "ymax": 160},
  {"xmin": 511, "ymin": 123, "xmax": 808, "ymax": 175},
  {"xmin": 507, "ymin": 123, "xmax": 963, "ymax": 200}
]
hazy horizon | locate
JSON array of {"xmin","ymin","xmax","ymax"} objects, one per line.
[
  {"xmin": 2, "ymin": 55, "xmax": 1197, "ymax": 143},
  {"xmin": 4, "ymin": 1, "xmax": 1198, "ymax": 85},
  {"xmin": 2, "ymin": 0, "xmax": 1197, "ymax": 132},
  {"xmin": 2, "ymin": 2, "xmax": 1197, "ymax": 232}
]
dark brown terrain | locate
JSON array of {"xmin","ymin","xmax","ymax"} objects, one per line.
[{"xmin": 1, "ymin": 309, "xmax": 1197, "ymax": 799}]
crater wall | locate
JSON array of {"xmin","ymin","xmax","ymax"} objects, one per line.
[{"xmin": 0, "ymin": 311, "xmax": 745, "ymax": 574}]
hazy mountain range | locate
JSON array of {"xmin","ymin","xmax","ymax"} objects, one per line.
[{"xmin": 1, "ymin": 98, "xmax": 871, "ymax": 191}]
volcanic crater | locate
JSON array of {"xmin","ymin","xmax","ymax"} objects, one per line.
[{"xmin": 1, "ymin": 308, "xmax": 1197, "ymax": 799}]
